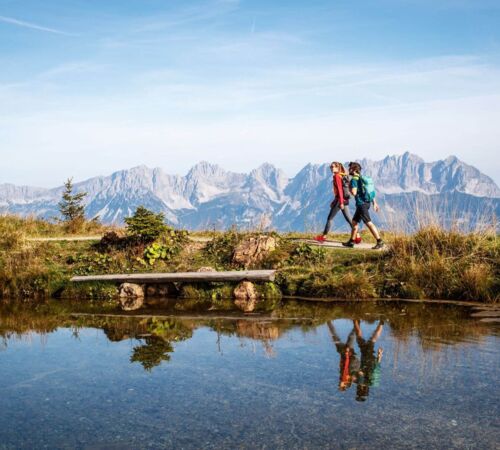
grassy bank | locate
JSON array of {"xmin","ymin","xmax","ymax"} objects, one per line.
[{"xmin": 0, "ymin": 215, "xmax": 498, "ymax": 303}]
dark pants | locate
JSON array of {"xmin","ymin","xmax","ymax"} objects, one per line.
[{"xmin": 323, "ymin": 199, "xmax": 354, "ymax": 235}]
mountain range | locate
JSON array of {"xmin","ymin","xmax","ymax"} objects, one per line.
[{"xmin": 1, "ymin": 152, "xmax": 499, "ymax": 232}]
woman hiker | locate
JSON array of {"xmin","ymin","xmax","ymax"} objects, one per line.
[{"xmin": 315, "ymin": 162, "xmax": 361, "ymax": 244}]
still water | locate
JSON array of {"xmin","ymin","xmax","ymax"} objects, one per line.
[{"xmin": 0, "ymin": 300, "xmax": 499, "ymax": 449}]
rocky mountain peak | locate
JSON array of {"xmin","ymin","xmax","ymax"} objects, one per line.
[
  {"xmin": 1, "ymin": 154, "xmax": 498, "ymax": 229},
  {"xmin": 187, "ymin": 161, "xmax": 226, "ymax": 179}
]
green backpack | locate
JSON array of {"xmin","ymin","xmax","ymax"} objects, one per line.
[{"xmin": 359, "ymin": 175, "xmax": 376, "ymax": 202}]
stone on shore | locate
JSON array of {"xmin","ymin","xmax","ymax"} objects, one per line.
[
  {"xmin": 232, "ymin": 235, "xmax": 276, "ymax": 268},
  {"xmin": 119, "ymin": 282, "xmax": 145, "ymax": 311},
  {"xmin": 234, "ymin": 281, "xmax": 258, "ymax": 312}
]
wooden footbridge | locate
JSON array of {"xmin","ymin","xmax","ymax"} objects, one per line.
[{"xmin": 70, "ymin": 270, "xmax": 276, "ymax": 284}]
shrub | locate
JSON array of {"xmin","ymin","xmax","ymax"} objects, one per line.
[
  {"xmin": 125, "ymin": 207, "xmax": 168, "ymax": 243},
  {"xmin": 288, "ymin": 243, "xmax": 326, "ymax": 266},
  {"xmin": 203, "ymin": 229, "xmax": 243, "ymax": 267}
]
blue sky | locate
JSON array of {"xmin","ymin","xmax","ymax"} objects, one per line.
[{"xmin": 1, "ymin": 0, "xmax": 499, "ymax": 186}]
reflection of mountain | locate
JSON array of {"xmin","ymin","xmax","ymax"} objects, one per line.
[{"xmin": 2, "ymin": 153, "xmax": 499, "ymax": 231}]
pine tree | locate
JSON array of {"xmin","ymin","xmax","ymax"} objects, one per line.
[
  {"xmin": 125, "ymin": 206, "xmax": 168, "ymax": 242},
  {"xmin": 58, "ymin": 178, "xmax": 87, "ymax": 222}
]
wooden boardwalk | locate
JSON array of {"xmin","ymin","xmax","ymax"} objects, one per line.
[{"xmin": 70, "ymin": 270, "xmax": 276, "ymax": 284}]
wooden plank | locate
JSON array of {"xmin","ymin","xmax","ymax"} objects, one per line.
[
  {"xmin": 70, "ymin": 270, "xmax": 276, "ymax": 283},
  {"xmin": 27, "ymin": 236, "xmax": 101, "ymax": 242}
]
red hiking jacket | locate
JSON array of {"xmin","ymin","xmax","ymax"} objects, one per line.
[{"xmin": 333, "ymin": 173, "xmax": 345, "ymax": 205}]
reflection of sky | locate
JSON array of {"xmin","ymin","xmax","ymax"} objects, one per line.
[
  {"xmin": 0, "ymin": 319, "xmax": 498, "ymax": 449},
  {"xmin": 1, "ymin": 1, "xmax": 500, "ymax": 186}
]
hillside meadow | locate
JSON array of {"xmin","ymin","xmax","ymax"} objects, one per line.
[{"xmin": 0, "ymin": 215, "xmax": 498, "ymax": 303}]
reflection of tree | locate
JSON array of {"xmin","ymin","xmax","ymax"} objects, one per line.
[
  {"xmin": 130, "ymin": 337, "xmax": 174, "ymax": 371},
  {"xmin": 129, "ymin": 318, "xmax": 194, "ymax": 371}
]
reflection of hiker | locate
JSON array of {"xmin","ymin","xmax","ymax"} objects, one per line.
[
  {"xmin": 327, "ymin": 321, "xmax": 360, "ymax": 391},
  {"xmin": 343, "ymin": 162, "xmax": 385, "ymax": 250},
  {"xmin": 353, "ymin": 319, "xmax": 384, "ymax": 401},
  {"xmin": 315, "ymin": 162, "xmax": 361, "ymax": 244}
]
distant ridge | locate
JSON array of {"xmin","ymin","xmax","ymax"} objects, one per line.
[{"xmin": 1, "ymin": 152, "xmax": 499, "ymax": 231}]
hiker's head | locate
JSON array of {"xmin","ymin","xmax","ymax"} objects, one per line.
[
  {"xmin": 338, "ymin": 377, "xmax": 352, "ymax": 391},
  {"xmin": 330, "ymin": 162, "xmax": 346, "ymax": 174},
  {"xmin": 356, "ymin": 383, "xmax": 369, "ymax": 401},
  {"xmin": 349, "ymin": 162, "xmax": 362, "ymax": 175}
]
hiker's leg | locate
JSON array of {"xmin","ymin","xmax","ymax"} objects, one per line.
[
  {"xmin": 347, "ymin": 328, "xmax": 356, "ymax": 349},
  {"xmin": 323, "ymin": 200, "xmax": 340, "ymax": 235},
  {"xmin": 341, "ymin": 204, "xmax": 353, "ymax": 228},
  {"xmin": 353, "ymin": 319, "xmax": 363, "ymax": 338},
  {"xmin": 366, "ymin": 221, "xmax": 381, "ymax": 240},
  {"xmin": 342, "ymin": 207, "xmax": 361, "ymax": 240},
  {"xmin": 350, "ymin": 220, "xmax": 359, "ymax": 240},
  {"xmin": 370, "ymin": 321, "xmax": 384, "ymax": 343},
  {"xmin": 327, "ymin": 321, "xmax": 341, "ymax": 343}
]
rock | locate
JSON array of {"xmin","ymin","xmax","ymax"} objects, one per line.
[
  {"xmin": 146, "ymin": 285, "xmax": 158, "ymax": 297},
  {"xmin": 197, "ymin": 266, "xmax": 216, "ymax": 272},
  {"xmin": 234, "ymin": 281, "xmax": 258, "ymax": 312},
  {"xmin": 118, "ymin": 283, "xmax": 144, "ymax": 311},
  {"xmin": 232, "ymin": 235, "xmax": 276, "ymax": 268},
  {"xmin": 145, "ymin": 283, "xmax": 178, "ymax": 297}
]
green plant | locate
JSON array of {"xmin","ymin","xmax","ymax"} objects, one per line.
[
  {"xmin": 144, "ymin": 243, "xmax": 173, "ymax": 265},
  {"xmin": 73, "ymin": 253, "xmax": 113, "ymax": 275},
  {"xmin": 288, "ymin": 243, "xmax": 327, "ymax": 265},
  {"xmin": 203, "ymin": 228, "xmax": 242, "ymax": 266},
  {"xmin": 124, "ymin": 206, "xmax": 168, "ymax": 243}
]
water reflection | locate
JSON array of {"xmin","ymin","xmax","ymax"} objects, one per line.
[
  {"xmin": 0, "ymin": 299, "xmax": 497, "ymax": 373},
  {"xmin": 0, "ymin": 299, "xmax": 499, "ymax": 450},
  {"xmin": 327, "ymin": 320, "xmax": 384, "ymax": 400}
]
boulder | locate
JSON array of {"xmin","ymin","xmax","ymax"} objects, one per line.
[
  {"xmin": 232, "ymin": 235, "xmax": 276, "ymax": 268},
  {"xmin": 119, "ymin": 283, "xmax": 145, "ymax": 311},
  {"xmin": 234, "ymin": 281, "xmax": 258, "ymax": 312}
]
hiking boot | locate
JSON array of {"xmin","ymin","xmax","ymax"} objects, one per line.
[
  {"xmin": 342, "ymin": 240, "xmax": 355, "ymax": 248},
  {"xmin": 372, "ymin": 240, "xmax": 385, "ymax": 250},
  {"xmin": 354, "ymin": 236, "xmax": 362, "ymax": 244},
  {"xmin": 314, "ymin": 235, "xmax": 326, "ymax": 243}
]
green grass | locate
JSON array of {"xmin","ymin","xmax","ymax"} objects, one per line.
[{"xmin": 0, "ymin": 215, "xmax": 498, "ymax": 303}]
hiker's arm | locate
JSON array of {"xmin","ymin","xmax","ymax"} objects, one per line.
[
  {"xmin": 335, "ymin": 174, "xmax": 345, "ymax": 207},
  {"xmin": 372, "ymin": 199, "xmax": 380, "ymax": 212},
  {"xmin": 350, "ymin": 178, "xmax": 358, "ymax": 196}
]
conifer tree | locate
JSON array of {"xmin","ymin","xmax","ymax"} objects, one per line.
[
  {"xmin": 125, "ymin": 206, "xmax": 168, "ymax": 242},
  {"xmin": 58, "ymin": 178, "xmax": 87, "ymax": 222}
]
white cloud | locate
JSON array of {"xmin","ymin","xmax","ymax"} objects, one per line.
[
  {"xmin": 1, "ymin": 55, "xmax": 499, "ymax": 186},
  {"xmin": 0, "ymin": 15, "xmax": 74, "ymax": 35}
]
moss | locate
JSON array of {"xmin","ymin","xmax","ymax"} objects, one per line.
[
  {"xmin": 255, "ymin": 282, "xmax": 282, "ymax": 300},
  {"xmin": 61, "ymin": 282, "xmax": 118, "ymax": 300},
  {"xmin": 179, "ymin": 282, "xmax": 234, "ymax": 300}
]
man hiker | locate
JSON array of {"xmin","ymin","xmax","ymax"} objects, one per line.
[
  {"xmin": 353, "ymin": 319, "xmax": 384, "ymax": 402},
  {"xmin": 342, "ymin": 162, "xmax": 385, "ymax": 250},
  {"xmin": 315, "ymin": 162, "xmax": 361, "ymax": 244}
]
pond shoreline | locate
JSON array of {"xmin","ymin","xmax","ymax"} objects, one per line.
[{"xmin": 1, "ymin": 216, "xmax": 498, "ymax": 304}]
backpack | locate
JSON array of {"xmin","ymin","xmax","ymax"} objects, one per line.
[
  {"xmin": 358, "ymin": 175, "xmax": 376, "ymax": 202},
  {"xmin": 341, "ymin": 175, "xmax": 351, "ymax": 200}
]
